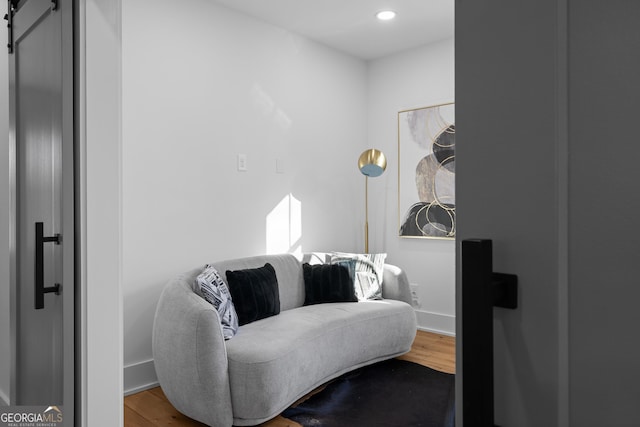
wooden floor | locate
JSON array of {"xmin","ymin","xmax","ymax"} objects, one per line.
[{"xmin": 124, "ymin": 330, "xmax": 455, "ymax": 427}]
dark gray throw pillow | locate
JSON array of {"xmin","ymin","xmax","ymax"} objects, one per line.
[
  {"xmin": 303, "ymin": 262, "xmax": 358, "ymax": 306},
  {"xmin": 226, "ymin": 263, "xmax": 280, "ymax": 326}
]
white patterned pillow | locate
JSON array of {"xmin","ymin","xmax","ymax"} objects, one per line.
[
  {"xmin": 195, "ymin": 265, "xmax": 239, "ymax": 340},
  {"xmin": 330, "ymin": 252, "xmax": 387, "ymax": 301}
]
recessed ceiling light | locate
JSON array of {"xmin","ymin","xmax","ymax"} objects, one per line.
[{"xmin": 376, "ymin": 10, "xmax": 396, "ymax": 21}]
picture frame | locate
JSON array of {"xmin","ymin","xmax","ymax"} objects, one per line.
[{"xmin": 398, "ymin": 103, "xmax": 455, "ymax": 239}]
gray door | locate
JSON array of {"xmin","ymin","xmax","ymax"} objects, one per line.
[{"xmin": 8, "ymin": 0, "xmax": 74, "ymax": 417}]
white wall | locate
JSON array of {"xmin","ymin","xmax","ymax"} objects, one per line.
[
  {"xmin": 367, "ymin": 38, "xmax": 455, "ymax": 335},
  {"xmin": 121, "ymin": 0, "xmax": 368, "ymax": 393},
  {"xmin": 0, "ymin": 3, "xmax": 124, "ymax": 423},
  {"xmin": 80, "ymin": 0, "xmax": 123, "ymax": 425},
  {"xmin": 0, "ymin": 18, "xmax": 10, "ymax": 406}
]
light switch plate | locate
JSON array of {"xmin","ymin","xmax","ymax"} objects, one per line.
[{"xmin": 237, "ymin": 154, "xmax": 247, "ymax": 171}]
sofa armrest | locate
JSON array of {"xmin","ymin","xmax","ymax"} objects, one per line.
[
  {"xmin": 382, "ymin": 264, "xmax": 413, "ymax": 305},
  {"xmin": 152, "ymin": 270, "xmax": 233, "ymax": 427}
]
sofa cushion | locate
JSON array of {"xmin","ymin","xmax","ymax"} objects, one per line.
[
  {"xmin": 194, "ymin": 265, "xmax": 239, "ymax": 339},
  {"xmin": 225, "ymin": 300, "xmax": 416, "ymax": 424},
  {"xmin": 302, "ymin": 262, "xmax": 358, "ymax": 305},
  {"xmin": 226, "ymin": 263, "xmax": 280, "ymax": 326}
]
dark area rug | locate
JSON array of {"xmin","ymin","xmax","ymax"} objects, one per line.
[{"xmin": 282, "ymin": 359, "xmax": 455, "ymax": 427}]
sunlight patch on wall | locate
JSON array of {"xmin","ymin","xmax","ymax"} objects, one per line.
[{"xmin": 266, "ymin": 193, "xmax": 302, "ymax": 255}]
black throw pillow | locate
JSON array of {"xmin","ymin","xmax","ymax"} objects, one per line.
[
  {"xmin": 226, "ymin": 263, "xmax": 280, "ymax": 326},
  {"xmin": 303, "ymin": 262, "xmax": 358, "ymax": 306}
]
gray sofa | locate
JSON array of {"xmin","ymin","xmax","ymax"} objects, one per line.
[{"xmin": 152, "ymin": 253, "xmax": 417, "ymax": 427}]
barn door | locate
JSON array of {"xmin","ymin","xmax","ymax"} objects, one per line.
[{"xmin": 8, "ymin": 0, "xmax": 74, "ymax": 420}]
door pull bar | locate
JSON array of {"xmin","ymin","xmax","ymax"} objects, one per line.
[
  {"xmin": 35, "ymin": 221, "xmax": 61, "ymax": 309},
  {"xmin": 461, "ymin": 239, "xmax": 518, "ymax": 427}
]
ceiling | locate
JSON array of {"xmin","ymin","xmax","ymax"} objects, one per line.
[{"xmin": 212, "ymin": 0, "xmax": 455, "ymax": 60}]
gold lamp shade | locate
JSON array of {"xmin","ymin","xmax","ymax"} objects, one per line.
[
  {"xmin": 358, "ymin": 149, "xmax": 387, "ymax": 253},
  {"xmin": 358, "ymin": 149, "xmax": 387, "ymax": 177}
]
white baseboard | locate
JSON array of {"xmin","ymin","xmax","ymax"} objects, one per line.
[
  {"xmin": 414, "ymin": 309, "xmax": 455, "ymax": 336},
  {"xmin": 123, "ymin": 359, "xmax": 158, "ymax": 396}
]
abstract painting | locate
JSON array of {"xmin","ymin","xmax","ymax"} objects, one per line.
[{"xmin": 398, "ymin": 103, "xmax": 455, "ymax": 239}]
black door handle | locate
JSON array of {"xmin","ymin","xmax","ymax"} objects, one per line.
[
  {"xmin": 35, "ymin": 221, "xmax": 61, "ymax": 309},
  {"xmin": 461, "ymin": 239, "xmax": 518, "ymax": 427}
]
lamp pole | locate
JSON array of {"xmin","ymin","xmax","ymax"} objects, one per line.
[
  {"xmin": 358, "ymin": 148, "xmax": 386, "ymax": 254},
  {"xmin": 364, "ymin": 176, "xmax": 369, "ymax": 253}
]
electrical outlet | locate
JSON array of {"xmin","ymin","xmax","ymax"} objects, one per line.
[{"xmin": 409, "ymin": 284, "xmax": 421, "ymax": 308}]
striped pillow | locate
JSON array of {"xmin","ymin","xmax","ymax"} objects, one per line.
[
  {"xmin": 330, "ymin": 252, "xmax": 387, "ymax": 301},
  {"xmin": 195, "ymin": 265, "xmax": 239, "ymax": 340}
]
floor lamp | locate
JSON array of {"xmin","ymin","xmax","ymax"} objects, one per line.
[{"xmin": 358, "ymin": 149, "xmax": 387, "ymax": 253}]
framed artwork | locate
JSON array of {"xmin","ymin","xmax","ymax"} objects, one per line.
[{"xmin": 398, "ymin": 103, "xmax": 455, "ymax": 239}]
